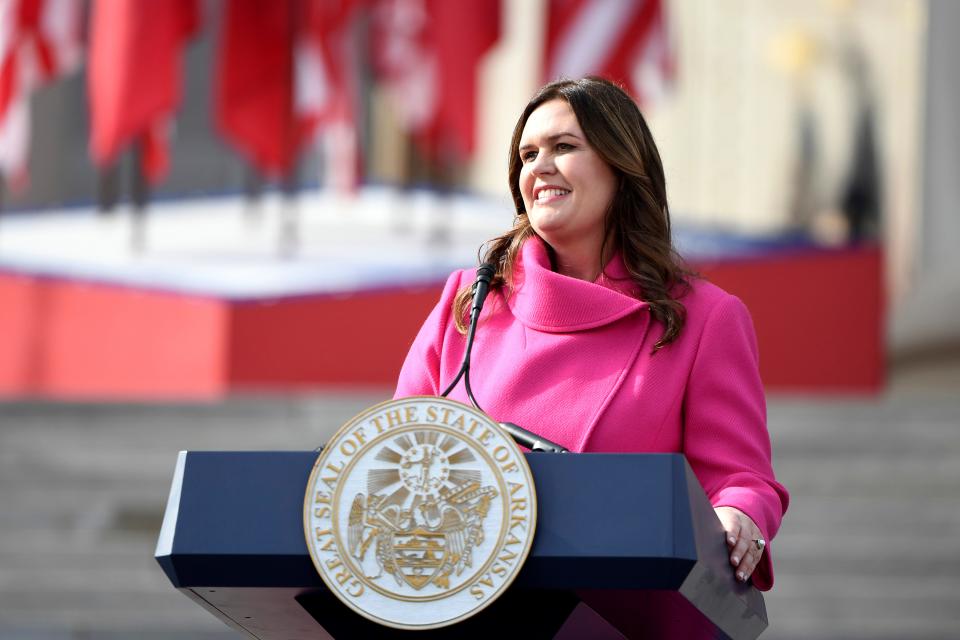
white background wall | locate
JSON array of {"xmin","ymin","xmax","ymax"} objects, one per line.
[{"xmin": 890, "ymin": 0, "xmax": 960, "ymax": 355}]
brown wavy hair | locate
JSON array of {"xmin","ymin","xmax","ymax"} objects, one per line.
[{"xmin": 454, "ymin": 76, "xmax": 691, "ymax": 350}]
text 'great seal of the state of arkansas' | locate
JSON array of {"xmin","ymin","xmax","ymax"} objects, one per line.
[{"xmin": 304, "ymin": 396, "xmax": 538, "ymax": 630}]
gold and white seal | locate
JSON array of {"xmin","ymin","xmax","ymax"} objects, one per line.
[{"xmin": 304, "ymin": 396, "xmax": 538, "ymax": 630}]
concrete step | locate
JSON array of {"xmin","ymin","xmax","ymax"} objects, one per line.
[{"xmin": 1, "ymin": 393, "xmax": 959, "ymax": 638}]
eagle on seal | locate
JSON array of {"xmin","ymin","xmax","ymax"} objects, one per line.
[{"xmin": 347, "ymin": 483, "xmax": 498, "ymax": 589}]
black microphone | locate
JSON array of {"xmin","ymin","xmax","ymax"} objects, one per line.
[
  {"xmin": 470, "ymin": 262, "xmax": 495, "ymax": 318},
  {"xmin": 441, "ymin": 263, "xmax": 568, "ymax": 454},
  {"xmin": 499, "ymin": 421, "xmax": 569, "ymax": 453},
  {"xmin": 441, "ymin": 263, "xmax": 495, "ymax": 398}
]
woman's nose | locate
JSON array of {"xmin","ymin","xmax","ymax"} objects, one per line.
[{"xmin": 529, "ymin": 151, "xmax": 555, "ymax": 175}]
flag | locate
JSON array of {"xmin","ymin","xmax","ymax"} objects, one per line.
[
  {"xmin": 0, "ymin": 0, "xmax": 81, "ymax": 190},
  {"xmin": 217, "ymin": 0, "xmax": 313, "ymax": 180},
  {"xmin": 87, "ymin": 0, "xmax": 199, "ymax": 183},
  {"xmin": 371, "ymin": 0, "xmax": 500, "ymax": 163},
  {"xmin": 297, "ymin": 0, "xmax": 363, "ymax": 190},
  {"xmin": 545, "ymin": 0, "xmax": 674, "ymax": 107}
]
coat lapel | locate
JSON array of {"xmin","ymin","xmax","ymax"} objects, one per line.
[{"xmin": 469, "ymin": 237, "xmax": 651, "ymax": 450}]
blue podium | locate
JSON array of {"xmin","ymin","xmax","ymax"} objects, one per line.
[{"xmin": 156, "ymin": 452, "xmax": 767, "ymax": 639}]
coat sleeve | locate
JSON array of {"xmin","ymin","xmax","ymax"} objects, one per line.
[
  {"xmin": 394, "ymin": 269, "xmax": 468, "ymax": 398},
  {"xmin": 682, "ymin": 293, "xmax": 790, "ymax": 591}
]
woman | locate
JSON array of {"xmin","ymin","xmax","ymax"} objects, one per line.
[{"xmin": 395, "ymin": 77, "xmax": 789, "ymax": 589}]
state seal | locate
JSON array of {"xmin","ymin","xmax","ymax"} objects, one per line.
[{"xmin": 303, "ymin": 396, "xmax": 537, "ymax": 630}]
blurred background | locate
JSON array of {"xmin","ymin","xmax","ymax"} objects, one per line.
[{"xmin": 0, "ymin": 0, "xmax": 957, "ymax": 638}]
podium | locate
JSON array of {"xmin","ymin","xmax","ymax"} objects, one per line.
[{"xmin": 156, "ymin": 452, "xmax": 768, "ymax": 639}]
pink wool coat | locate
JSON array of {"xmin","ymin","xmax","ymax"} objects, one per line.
[{"xmin": 395, "ymin": 236, "xmax": 789, "ymax": 590}]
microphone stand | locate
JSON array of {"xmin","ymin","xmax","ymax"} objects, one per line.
[{"xmin": 441, "ymin": 265, "xmax": 568, "ymax": 454}]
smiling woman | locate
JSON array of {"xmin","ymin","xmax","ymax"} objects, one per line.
[
  {"xmin": 517, "ymin": 99, "xmax": 618, "ymax": 281},
  {"xmin": 395, "ymin": 77, "xmax": 789, "ymax": 592},
  {"xmin": 472, "ymin": 76, "xmax": 689, "ymax": 350}
]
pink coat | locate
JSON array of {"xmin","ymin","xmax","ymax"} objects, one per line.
[{"xmin": 395, "ymin": 236, "xmax": 789, "ymax": 590}]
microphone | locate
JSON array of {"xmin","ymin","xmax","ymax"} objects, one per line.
[
  {"xmin": 441, "ymin": 263, "xmax": 568, "ymax": 454},
  {"xmin": 441, "ymin": 264, "xmax": 495, "ymax": 398},
  {"xmin": 470, "ymin": 262, "xmax": 495, "ymax": 318},
  {"xmin": 499, "ymin": 421, "xmax": 569, "ymax": 453}
]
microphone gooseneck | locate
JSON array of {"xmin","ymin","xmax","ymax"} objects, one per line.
[
  {"xmin": 441, "ymin": 263, "xmax": 569, "ymax": 453},
  {"xmin": 440, "ymin": 263, "xmax": 494, "ymax": 403}
]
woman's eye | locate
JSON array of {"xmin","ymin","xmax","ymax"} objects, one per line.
[
  {"xmin": 556, "ymin": 143, "xmax": 574, "ymax": 152},
  {"xmin": 521, "ymin": 151, "xmax": 538, "ymax": 163}
]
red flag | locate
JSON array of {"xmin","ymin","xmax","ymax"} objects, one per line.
[
  {"xmin": 0, "ymin": 0, "xmax": 81, "ymax": 190},
  {"xmin": 87, "ymin": 0, "xmax": 199, "ymax": 183},
  {"xmin": 297, "ymin": 0, "xmax": 363, "ymax": 190},
  {"xmin": 545, "ymin": 0, "xmax": 674, "ymax": 107},
  {"xmin": 371, "ymin": 0, "xmax": 500, "ymax": 163},
  {"xmin": 217, "ymin": 0, "xmax": 312, "ymax": 180}
]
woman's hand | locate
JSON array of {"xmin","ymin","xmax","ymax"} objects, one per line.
[{"xmin": 714, "ymin": 506, "xmax": 765, "ymax": 583}]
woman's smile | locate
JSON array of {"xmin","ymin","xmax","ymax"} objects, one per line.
[{"xmin": 533, "ymin": 185, "xmax": 571, "ymax": 204}]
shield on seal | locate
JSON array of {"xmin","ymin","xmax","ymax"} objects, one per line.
[{"xmin": 391, "ymin": 528, "xmax": 448, "ymax": 590}]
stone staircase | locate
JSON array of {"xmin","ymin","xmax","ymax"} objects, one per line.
[
  {"xmin": 763, "ymin": 395, "xmax": 960, "ymax": 639},
  {"xmin": 0, "ymin": 394, "xmax": 383, "ymax": 639},
  {"xmin": 1, "ymin": 388, "xmax": 959, "ymax": 638}
]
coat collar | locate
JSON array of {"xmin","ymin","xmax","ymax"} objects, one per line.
[{"xmin": 506, "ymin": 236, "xmax": 647, "ymax": 332}]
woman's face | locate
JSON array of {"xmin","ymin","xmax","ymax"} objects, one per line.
[{"xmin": 518, "ymin": 99, "xmax": 617, "ymax": 256}]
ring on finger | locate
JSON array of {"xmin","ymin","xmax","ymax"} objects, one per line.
[{"xmin": 753, "ymin": 538, "xmax": 766, "ymax": 552}]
